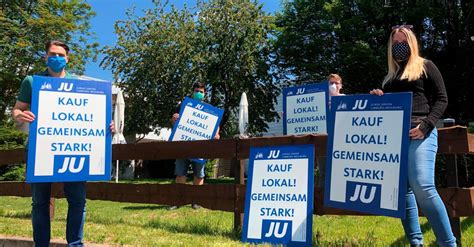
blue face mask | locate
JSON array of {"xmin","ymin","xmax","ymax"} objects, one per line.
[
  {"xmin": 193, "ymin": 91, "xmax": 204, "ymax": 101},
  {"xmin": 47, "ymin": 56, "xmax": 67, "ymax": 73}
]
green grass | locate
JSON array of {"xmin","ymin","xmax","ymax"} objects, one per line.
[{"xmin": 0, "ymin": 182, "xmax": 473, "ymax": 246}]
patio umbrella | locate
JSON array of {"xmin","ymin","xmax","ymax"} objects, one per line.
[
  {"xmin": 239, "ymin": 92, "xmax": 249, "ymax": 138},
  {"xmin": 112, "ymin": 90, "xmax": 126, "ymax": 183}
]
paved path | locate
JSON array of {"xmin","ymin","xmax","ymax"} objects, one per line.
[{"xmin": 0, "ymin": 235, "xmax": 111, "ymax": 247}]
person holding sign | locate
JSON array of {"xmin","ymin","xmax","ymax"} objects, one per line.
[
  {"xmin": 12, "ymin": 40, "xmax": 114, "ymax": 247},
  {"xmin": 169, "ymin": 82, "xmax": 220, "ymax": 210},
  {"xmin": 370, "ymin": 26, "xmax": 454, "ymax": 247},
  {"xmin": 317, "ymin": 74, "xmax": 344, "ymax": 187},
  {"xmin": 328, "ymin": 73, "xmax": 345, "ymax": 97}
]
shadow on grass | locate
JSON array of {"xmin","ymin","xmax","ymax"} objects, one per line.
[
  {"xmin": 390, "ymin": 221, "xmax": 432, "ymax": 247},
  {"xmin": 390, "ymin": 217, "xmax": 473, "ymax": 246},
  {"xmin": 0, "ymin": 210, "xmax": 32, "ymax": 219},
  {"xmin": 146, "ymin": 219, "xmax": 238, "ymax": 239},
  {"xmin": 122, "ymin": 205, "xmax": 169, "ymax": 210}
]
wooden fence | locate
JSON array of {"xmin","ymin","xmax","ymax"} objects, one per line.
[{"xmin": 0, "ymin": 126, "xmax": 473, "ymax": 244}]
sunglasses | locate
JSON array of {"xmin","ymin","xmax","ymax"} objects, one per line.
[{"xmin": 392, "ymin": 24, "xmax": 413, "ymax": 30}]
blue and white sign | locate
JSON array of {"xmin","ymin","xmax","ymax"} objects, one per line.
[
  {"xmin": 242, "ymin": 145, "xmax": 314, "ymax": 246},
  {"xmin": 27, "ymin": 76, "xmax": 112, "ymax": 183},
  {"xmin": 283, "ymin": 83, "xmax": 329, "ymax": 135},
  {"xmin": 169, "ymin": 97, "xmax": 223, "ymax": 163},
  {"xmin": 324, "ymin": 93, "xmax": 412, "ymax": 218}
]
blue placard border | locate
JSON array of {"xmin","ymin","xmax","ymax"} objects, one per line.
[
  {"xmin": 26, "ymin": 76, "xmax": 112, "ymax": 183},
  {"xmin": 168, "ymin": 97, "xmax": 223, "ymax": 141},
  {"xmin": 242, "ymin": 144, "xmax": 314, "ymax": 246},
  {"xmin": 283, "ymin": 82, "xmax": 329, "ymax": 135},
  {"xmin": 323, "ymin": 92, "xmax": 412, "ymax": 218}
]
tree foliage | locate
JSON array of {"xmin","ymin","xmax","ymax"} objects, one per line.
[
  {"xmin": 102, "ymin": 0, "xmax": 280, "ymax": 138},
  {"xmin": 275, "ymin": 0, "xmax": 473, "ymax": 123},
  {"xmin": 0, "ymin": 0, "xmax": 99, "ymax": 122},
  {"xmin": 0, "ymin": 120, "xmax": 26, "ymax": 150}
]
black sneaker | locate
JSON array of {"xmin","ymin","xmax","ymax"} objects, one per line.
[
  {"xmin": 191, "ymin": 204, "xmax": 202, "ymax": 210},
  {"xmin": 168, "ymin": 205, "xmax": 180, "ymax": 210}
]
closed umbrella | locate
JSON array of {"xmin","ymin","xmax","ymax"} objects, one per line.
[
  {"xmin": 112, "ymin": 90, "xmax": 126, "ymax": 183},
  {"xmin": 239, "ymin": 92, "xmax": 249, "ymax": 137}
]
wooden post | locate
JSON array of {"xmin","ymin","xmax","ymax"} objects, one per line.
[
  {"xmin": 443, "ymin": 119, "xmax": 462, "ymax": 246},
  {"xmin": 233, "ymin": 158, "xmax": 245, "ymax": 232},
  {"xmin": 446, "ymin": 154, "xmax": 462, "ymax": 246},
  {"xmin": 49, "ymin": 197, "xmax": 55, "ymax": 220}
]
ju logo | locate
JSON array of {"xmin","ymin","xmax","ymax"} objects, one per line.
[
  {"xmin": 267, "ymin": 150, "xmax": 280, "ymax": 159},
  {"xmin": 195, "ymin": 104, "xmax": 204, "ymax": 110},
  {"xmin": 346, "ymin": 181, "xmax": 381, "ymax": 208},
  {"xmin": 261, "ymin": 219, "xmax": 292, "ymax": 242},
  {"xmin": 296, "ymin": 88, "xmax": 305, "ymax": 95},
  {"xmin": 352, "ymin": 99, "xmax": 368, "ymax": 110},
  {"xmin": 53, "ymin": 155, "xmax": 89, "ymax": 177},
  {"xmin": 58, "ymin": 82, "xmax": 74, "ymax": 92}
]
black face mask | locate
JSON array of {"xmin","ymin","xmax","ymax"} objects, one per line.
[{"xmin": 392, "ymin": 42, "xmax": 411, "ymax": 61}]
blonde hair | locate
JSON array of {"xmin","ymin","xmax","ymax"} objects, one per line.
[
  {"xmin": 383, "ymin": 28, "xmax": 426, "ymax": 86},
  {"xmin": 327, "ymin": 73, "xmax": 342, "ymax": 84}
]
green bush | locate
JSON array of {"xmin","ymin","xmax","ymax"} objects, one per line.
[
  {"xmin": 205, "ymin": 159, "xmax": 218, "ymax": 178},
  {"xmin": 0, "ymin": 120, "xmax": 27, "ymax": 181},
  {"xmin": 0, "ymin": 120, "xmax": 27, "ymax": 150},
  {"xmin": 0, "ymin": 165, "xmax": 25, "ymax": 181},
  {"xmin": 468, "ymin": 122, "xmax": 474, "ymax": 133}
]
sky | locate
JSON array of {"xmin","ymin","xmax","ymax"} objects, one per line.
[{"xmin": 84, "ymin": 0, "xmax": 282, "ymax": 82}]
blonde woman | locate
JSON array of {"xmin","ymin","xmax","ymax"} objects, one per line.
[{"xmin": 370, "ymin": 26, "xmax": 455, "ymax": 247}]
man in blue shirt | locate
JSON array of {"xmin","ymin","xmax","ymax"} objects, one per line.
[{"xmin": 12, "ymin": 40, "xmax": 113, "ymax": 247}]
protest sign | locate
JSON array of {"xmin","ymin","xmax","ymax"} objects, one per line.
[
  {"xmin": 242, "ymin": 145, "xmax": 314, "ymax": 246},
  {"xmin": 27, "ymin": 76, "xmax": 112, "ymax": 182},
  {"xmin": 169, "ymin": 97, "xmax": 223, "ymax": 163},
  {"xmin": 283, "ymin": 83, "xmax": 329, "ymax": 135},
  {"xmin": 324, "ymin": 93, "xmax": 412, "ymax": 218}
]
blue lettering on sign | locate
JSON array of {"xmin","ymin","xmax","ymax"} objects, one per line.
[
  {"xmin": 192, "ymin": 111, "xmax": 208, "ymax": 120},
  {"xmin": 261, "ymin": 219, "xmax": 292, "ymax": 242},
  {"xmin": 344, "ymin": 167, "xmax": 384, "ymax": 180},
  {"xmin": 57, "ymin": 97, "xmax": 88, "ymax": 106},
  {"xmin": 53, "ymin": 155, "xmax": 89, "ymax": 177},
  {"xmin": 51, "ymin": 142, "xmax": 92, "ymax": 152},
  {"xmin": 296, "ymin": 96, "xmax": 314, "ymax": 104},
  {"xmin": 351, "ymin": 116, "xmax": 383, "ymax": 126},
  {"xmin": 344, "ymin": 134, "xmax": 387, "ymax": 145},
  {"xmin": 293, "ymin": 106, "xmax": 318, "ymax": 114},
  {"xmin": 267, "ymin": 163, "xmax": 293, "ymax": 172},
  {"xmin": 345, "ymin": 181, "xmax": 381, "ymax": 208},
  {"xmin": 52, "ymin": 112, "xmax": 93, "ymax": 122},
  {"xmin": 261, "ymin": 178, "xmax": 297, "ymax": 187},
  {"xmin": 294, "ymin": 126, "xmax": 318, "ymax": 133}
]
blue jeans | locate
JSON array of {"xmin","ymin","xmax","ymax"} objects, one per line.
[
  {"xmin": 401, "ymin": 128, "xmax": 456, "ymax": 246},
  {"xmin": 31, "ymin": 182, "xmax": 86, "ymax": 247},
  {"xmin": 175, "ymin": 159, "xmax": 205, "ymax": 178}
]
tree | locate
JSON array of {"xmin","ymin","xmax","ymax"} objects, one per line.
[
  {"xmin": 274, "ymin": 0, "xmax": 474, "ymax": 123},
  {"xmin": 274, "ymin": 0, "xmax": 389, "ymax": 91},
  {"xmin": 0, "ymin": 0, "xmax": 99, "ymax": 122},
  {"xmin": 102, "ymin": 0, "xmax": 280, "ymax": 138}
]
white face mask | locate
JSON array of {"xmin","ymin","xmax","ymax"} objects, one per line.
[{"xmin": 329, "ymin": 83, "xmax": 338, "ymax": 94}]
